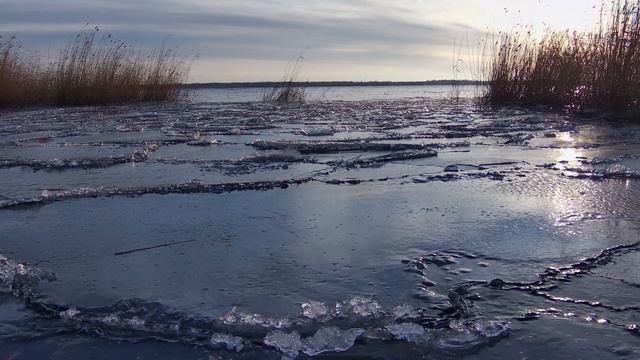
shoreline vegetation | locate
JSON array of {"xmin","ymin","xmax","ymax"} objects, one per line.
[
  {"xmin": 486, "ymin": 0, "xmax": 640, "ymax": 117},
  {"xmin": 0, "ymin": 29, "xmax": 187, "ymax": 108}
]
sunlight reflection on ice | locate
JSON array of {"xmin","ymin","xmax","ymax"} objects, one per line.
[{"xmin": 554, "ymin": 132, "xmax": 584, "ymax": 166}]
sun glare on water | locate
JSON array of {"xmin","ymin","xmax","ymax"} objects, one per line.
[{"xmin": 554, "ymin": 132, "xmax": 584, "ymax": 165}]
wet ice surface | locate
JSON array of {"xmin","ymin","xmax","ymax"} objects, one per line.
[{"xmin": 1, "ymin": 86, "xmax": 640, "ymax": 359}]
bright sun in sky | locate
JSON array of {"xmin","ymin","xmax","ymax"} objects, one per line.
[{"xmin": 1, "ymin": 0, "xmax": 608, "ymax": 82}]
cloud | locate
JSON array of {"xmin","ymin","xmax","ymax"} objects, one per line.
[{"xmin": 0, "ymin": 0, "xmax": 487, "ymax": 81}]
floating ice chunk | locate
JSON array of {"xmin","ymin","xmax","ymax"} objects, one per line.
[
  {"xmin": 0, "ymin": 254, "xmax": 54, "ymax": 297},
  {"xmin": 101, "ymin": 314, "xmax": 121, "ymax": 325},
  {"xmin": 264, "ymin": 330, "xmax": 302, "ymax": 359},
  {"xmin": 115, "ymin": 125, "xmax": 132, "ymax": 132},
  {"xmin": 458, "ymin": 114, "xmax": 474, "ymax": 123},
  {"xmin": 605, "ymin": 164, "xmax": 633, "ymax": 175},
  {"xmin": 301, "ymin": 301, "xmax": 328, "ymax": 319},
  {"xmin": 16, "ymin": 263, "xmax": 28, "ymax": 276},
  {"xmin": 386, "ymin": 323, "xmax": 428, "ymax": 343},
  {"xmin": 437, "ymin": 327, "xmax": 482, "ymax": 350},
  {"xmin": 221, "ymin": 306, "xmax": 244, "ymax": 324},
  {"xmin": 186, "ymin": 139, "xmax": 220, "ymax": 146},
  {"xmin": 336, "ymin": 296, "xmax": 384, "ymax": 317},
  {"xmin": 251, "ymin": 139, "xmax": 271, "ymax": 149},
  {"xmin": 301, "ymin": 327, "xmax": 364, "ymax": 356},
  {"xmin": 125, "ymin": 316, "xmax": 145, "ymax": 328},
  {"xmin": 50, "ymin": 158, "xmax": 64, "ymax": 167},
  {"xmin": 265, "ymin": 317, "xmax": 292, "ymax": 328},
  {"xmin": 444, "ymin": 165, "xmax": 459, "ymax": 172},
  {"xmin": 140, "ymin": 112, "xmax": 159, "ymax": 118},
  {"xmin": 393, "ymin": 304, "xmax": 420, "ymax": 320},
  {"xmin": 300, "ymin": 127, "xmax": 334, "ymax": 136},
  {"xmin": 210, "ymin": 333, "xmax": 244, "ymax": 352},
  {"xmin": 160, "ymin": 126, "xmax": 179, "ymax": 136},
  {"xmin": 472, "ymin": 320, "xmax": 511, "ymax": 340},
  {"xmin": 438, "ymin": 320, "xmax": 511, "ymax": 351},
  {"xmin": 221, "ymin": 306, "xmax": 291, "ymax": 328},
  {"xmin": 59, "ymin": 307, "xmax": 80, "ymax": 320}
]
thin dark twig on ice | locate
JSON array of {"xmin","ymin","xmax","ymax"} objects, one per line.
[{"xmin": 114, "ymin": 239, "xmax": 197, "ymax": 256}]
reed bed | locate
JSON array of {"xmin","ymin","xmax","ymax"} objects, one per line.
[
  {"xmin": 262, "ymin": 57, "xmax": 306, "ymax": 104},
  {"xmin": 0, "ymin": 30, "xmax": 188, "ymax": 108},
  {"xmin": 486, "ymin": 0, "xmax": 640, "ymax": 113}
]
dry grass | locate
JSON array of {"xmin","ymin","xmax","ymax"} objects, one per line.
[
  {"xmin": 0, "ymin": 30, "xmax": 188, "ymax": 108},
  {"xmin": 486, "ymin": 0, "xmax": 640, "ymax": 113},
  {"xmin": 451, "ymin": 34, "xmax": 491, "ymax": 102},
  {"xmin": 262, "ymin": 57, "xmax": 306, "ymax": 104}
]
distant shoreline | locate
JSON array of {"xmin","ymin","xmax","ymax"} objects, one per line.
[{"xmin": 184, "ymin": 80, "xmax": 485, "ymax": 89}]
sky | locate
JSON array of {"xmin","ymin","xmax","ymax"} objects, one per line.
[{"xmin": 0, "ymin": 0, "xmax": 604, "ymax": 82}]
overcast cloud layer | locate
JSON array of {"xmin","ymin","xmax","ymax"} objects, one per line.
[{"xmin": 0, "ymin": 0, "xmax": 603, "ymax": 82}]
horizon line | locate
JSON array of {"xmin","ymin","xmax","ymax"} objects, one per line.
[{"xmin": 184, "ymin": 80, "xmax": 486, "ymax": 89}]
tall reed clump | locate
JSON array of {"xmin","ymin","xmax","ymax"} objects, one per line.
[
  {"xmin": 486, "ymin": 0, "xmax": 640, "ymax": 113},
  {"xmin": 0, "ymin": 37, "xmax": 49, "ymax": 107},
  {"xmin": 263, "ymin": 56, "xmax": 306, "ymax": 104},
  {"xmin": 0, "ymin": 29, "xmax": 188, "ymax": 108}
]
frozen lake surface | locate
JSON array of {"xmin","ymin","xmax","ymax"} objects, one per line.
[{"xmin": 1, "ymin": 85, "xmax": 639, "ymax": 359}]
